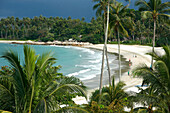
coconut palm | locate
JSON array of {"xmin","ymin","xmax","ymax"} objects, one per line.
[
  {"xmin": 0, "ymin": 21, "xmax": 4, "ymax": 38},
  {"xmin": 135, "ymin": 0, "xmax": 170, "ymax": 68},
  {"xmin": 133, "ymin": 45, "xmax": 170, "ymax": 112},
  {"xmin": 109, "ymin": 2, "xmax": 130, "ymax": 81},
  {"xmin": 89, "ymin": 77, "xmax": 128, "ymax": 112},
  {"xmin": 93, "ymin": 0, "xmax": 112, "ymax": 95},
  {"xmin": 0, "ymin": 45, "xmax": 86, "ymax": 113}
]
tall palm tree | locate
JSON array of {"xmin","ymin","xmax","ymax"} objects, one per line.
[
  {"xmin": 0, "ymin": 45, "xmax": 86, "ymax": 113},
  {"xmin": 133, "ymin": 46, "xmax": 170, "ymax": 112},
  {"xmin": 93, "ymin": 0, "xmax": 112, "ymax": 94},
  {"xmin": 110, "ymin": 2, "xmax": 130, "ymax": 81},
  {"xmin": 135, "ymin": 0, "xmax": 170, "ymax": 68}
]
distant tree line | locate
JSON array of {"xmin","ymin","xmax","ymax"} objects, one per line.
[{"xmin": 0, "ymin": 10, "xmax": 169, "ymax": 46}]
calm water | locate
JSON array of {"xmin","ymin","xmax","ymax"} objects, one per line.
[{"xmin": 0, "ymin": 43, "xmax": 118, "ymax": 81}]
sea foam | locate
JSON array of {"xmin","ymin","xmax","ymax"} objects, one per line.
[{"xmin": 67, "ymin": 69, "xmax": 91, "ymax": 77}]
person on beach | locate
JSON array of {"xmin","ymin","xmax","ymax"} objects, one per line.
[
  {"xmin": 129, "ymin": 59, "xmax": 131, "ymax": 63},
  {"xmin": 129, "ymin": 59, "xmax": 132, "ymax": 66},
  {"xmin": 128, "ymin": 71, "xmax": 130, "ymax": 76}
]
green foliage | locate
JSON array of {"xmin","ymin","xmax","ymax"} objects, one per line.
[
  {"xmin": 0, "ymin": 16, "xmax": 105, "ymax": 43},
  {"xmin": 122, "ymin": 40, "xmax": 142, "ymax": 45},
  {"xmin": 82, "ymin": 34, "xmax": 103, "ymax": 44},
  {"xmin": 0, "ymin": 45, "xmax": 87, "ymax": 113},
  {"xmin": 41, "ymin": 33, "xmax": 54, "ymax": 42},
  {"xmin": 89, "ymin": 77, "xmax": 128, "ymax": 112},
  {"xmin": 0, "ymin": 7, "xmax": 169, "ymax": 46},
  {"xmin": 133, "ymin": 45, "xmax": 170, "ymax": 112}
]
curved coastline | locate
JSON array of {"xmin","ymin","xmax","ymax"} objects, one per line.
[
  {"xmin": 0, "ymin": 41, "xmax": 164, "ymax": 98},
  {"xmin": 84, "ymin": 44, "xmax": 164, "ymax": 98}
]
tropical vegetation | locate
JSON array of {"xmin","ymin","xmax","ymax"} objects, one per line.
[
  {"xmin": 0, "ymin": 45, "xmax": 87, "ymax": 113},
  {"xmin": 88, "ymin": 77, "xmax": 128, "ymax": 112},
  {"xmin": 132, "ymin": 45, "xmax": 170, "ymax": 112},
  {"xmin": 135, "ymin": 0, "xmax": 170, "ymax": 67},
  {"xmin": 0, "ymin": 0, "xmax": 170, "ymax": 112},
  {"xmin": 0, "ymin": 2, "xmax": 169, "ymax": 46}
]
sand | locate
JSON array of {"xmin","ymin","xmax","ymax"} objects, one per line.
[{"xmin": 84, "ymin": 44, "xmax": 164, "ymax": 99}]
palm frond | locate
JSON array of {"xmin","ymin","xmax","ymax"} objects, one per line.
[
  {"xmin": 135, "ymin": 0, "xmax": 152, "ymax": 11},
  {"xmin": 48, "ymin": 84, "xmax": 87, "ymax": 98},
  {"xmin": 23, "ymin": 45, "xmax": 38, "ymax": 81},
  {"xmin": 157, "ymin": 1, "xmax": 170, "ymax": 12},
  {"xmin": 0, "ymin": 110, "xmax": 12, "ymax": 113},
  {"xmin": 93, "ymin": 3, "xmax": 101, "ymax": 10},
  {"xmin": 33, "ymin": 99, "xmax": 48, "ymax": 113},
  {"xmin": 0, "ymin": 83, "xmax": 15, "ymax": 111},
  {"xmin": 1, "ymin": 49, "xmax": 27, "ymax": 112},
  {"xmin": 118, "ymin": 22, "xmax": 129, "ymax": 37},
  {"xmin": 160, "ymin": 9, "xmax": 170, "ymax": 14}
]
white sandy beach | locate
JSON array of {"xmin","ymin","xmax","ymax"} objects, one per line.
[
  {"xmin": 84, "ymin": 44, "xmax": 164, "ymax": 99},
  {"xmin": 85, "ymin": 44, "xmax": 164, "ymax": 86}
]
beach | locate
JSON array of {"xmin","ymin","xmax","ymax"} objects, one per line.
[
  {"xmin": 0, "ymin": 40, "xmax": 164, "ymax": 99},
  {"xmin": 84, "ymin": 44, "xmax": 164, "ymax": 98}
]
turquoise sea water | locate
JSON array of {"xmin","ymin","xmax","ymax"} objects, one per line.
[{"xmin": 0, "ymin": 43, "xmax": 118, "ymax": 81}]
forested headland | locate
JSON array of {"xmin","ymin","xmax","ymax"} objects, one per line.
[{"xmin": 0, "ymin": 9, "xmax": 169, "ymax": 46}]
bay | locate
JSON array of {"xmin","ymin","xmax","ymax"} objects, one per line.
[{"xmin": 0, "ymin": 43, "xmax": 117, "ymax": 80}]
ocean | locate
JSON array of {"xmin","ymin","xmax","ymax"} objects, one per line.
[{"xmin": 0, "ymin": 43, "xmax": 129, "ymax": 89}]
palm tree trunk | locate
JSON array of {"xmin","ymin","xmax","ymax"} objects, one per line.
[
  {"xmin": 105, "ymin": 2, "xmax": 111, "ymax": 86},
  {"xmin": 99, "ymin": 11, "xmax": 106, "ymax": 97},
  {"xmin": 139, "ymin": 27, "xmax": 142, "ymax": 44},
  {"xmin": 132, "ymin": 32, "xmax": 134, "ymax": 41},
  {"xmin": 99, "ymin": 0, "xmax": 111, "ymax": 98},
  {"xmin": 9, "ymin": 30, "xmax": 12, "ymax": 39},
  {"xmin": 151, "ymin": 19, "xmax": 156, "ymax": 68},
  {"xmin": 5, "ymin": 30, "xmax": 8, "ymax": 39},
  {"xmin": 148, "ymin": 19, "xmax": 150, "ymax": 44},
  {"xmin": 13, "ymin": 29, "xmax": 15, "ymax": 39},
  {"xmin": 1, "ymin": 30, "xmax": 3, "ymax": 38},
  {"xmin": 105, "ymin": 46, "xmax": 111, "ymax": 85},
  {"xmin": 17, "ymin": 31, "xmax": 19, "ymax": 39},
  {"xmin": 118, "ymin": 29, "xmax": 121, "ymax": 82},
  {"xmin": 99, "ymin": 45, "xmax": 105, "ymax": 96}
]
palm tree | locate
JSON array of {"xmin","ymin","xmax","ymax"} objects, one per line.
[
  {"xmin": 93, "ymin": 0, "xmax": 112, "ymax": 95},
  {"xmin": 89, "ymin": 77, "xmax": 128, "ymax": 112},
  {"xmin": 4, "ymin": 18, "xmax": 10, "ymax": 39},
  {"xmin": 0, "ymin": 45, "xmax": 86, "ymax": 113},
  {"xmin": 10, "ymin": 16, "xmax": 15, "ymax": 39},
  {"xmin": 0, "ymin": 21, "xmax": 4, "ymax": 38},
  {"xmin": 133, "ymin": 46, "xmax": 170, "ymax": 112},
  {"xmin": 109, "ymin": 1, "xmax": 130, "ymax": 81},
  {"xmin": 135, "ymin": 0, "xmax": 170, "ymax": 68}
]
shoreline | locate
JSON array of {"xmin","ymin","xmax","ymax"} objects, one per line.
[
  {"xmin": 0, "ymin": 40, "xmax": 93, "ymax": 47},
  {"xmin": 0, "ymin": 41, "xmax": 164, "ymax": 99},
  {"xmin": 84, "ymin": 44, "xmax": 164, "ymax": 99}
]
